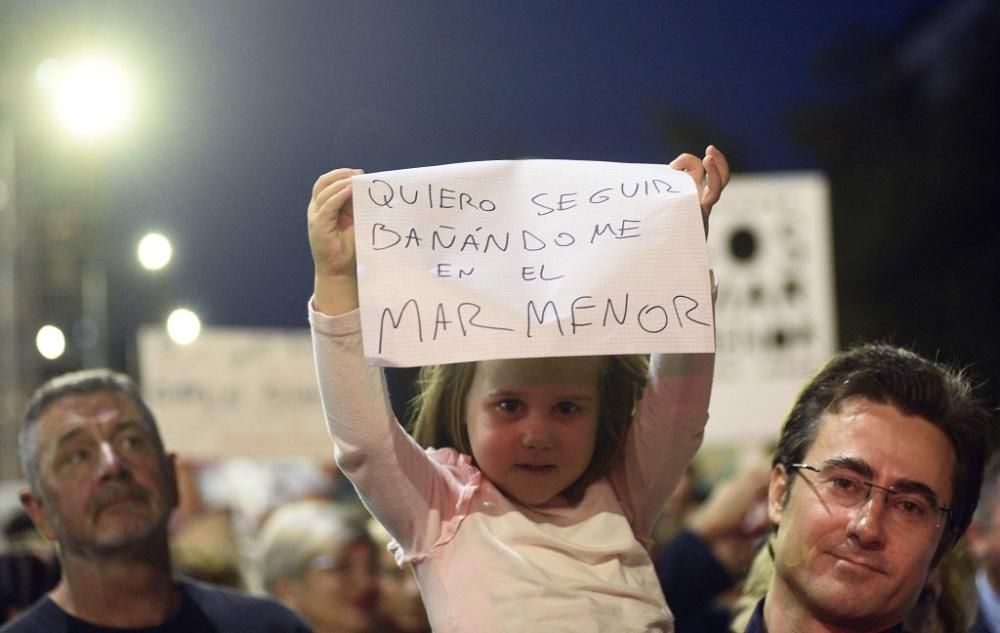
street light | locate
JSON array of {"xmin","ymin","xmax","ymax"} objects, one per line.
[
  {"xmin": 166, "ymin": 308, "xmax": 201, "ymax": 345},
  {"xmin": 137, "ymin": 232, "xmax": 173, "ymax": 271},
  {"xmin": 36, "ymin": 55, "xmax": 136, "ymax": 142},
  {"xmin": 36, "ymin": 324, "xmax": 67, "ymax": 360},
  {"xmin": 34, "ymin": 52, "xmax": 136, "ymax": 369}
]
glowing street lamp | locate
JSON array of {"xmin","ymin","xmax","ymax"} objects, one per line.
[
  {"xmin": 36, "ymin": 55, "xmax": 136, "ymax": 141},
  {"xmin": 166, "ymin": 308, "xmax": 201, "ymax": 345},
  {"xmin": 33, "ymin": 52, "xmax": 138, "ymax": 368},
  {"xmin": 36, "ymin": 324, "xmax": 67, "ymax": 360},
  {"xmin": 137, "ymin": 232, "xmax": 173, "ymax": 271}
]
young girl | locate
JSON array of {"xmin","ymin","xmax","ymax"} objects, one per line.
[{"xmin": 307, "ymin": 148, "xmax": 728, "ymax": 632}]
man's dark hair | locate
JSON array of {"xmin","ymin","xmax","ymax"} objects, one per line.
[
  {"xmin": 772, "ymin": 343, "xmax": 993, "ymax": 546},
  {"xmin": 19, "ymin": 369, "xmax": 164, "ymax": 493}
]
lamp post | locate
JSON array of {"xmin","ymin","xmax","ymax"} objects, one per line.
[
  {"xmin": 0, "ymin": 87, "xmax": 21, "ymax": 479},
  {"xmin": 36, "ymin": 54, "xmax": 136, "ymax": 368}
]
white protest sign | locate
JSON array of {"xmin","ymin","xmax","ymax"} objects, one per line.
[
  {"xmin": 138, "ymin": 326, "xmax": 331, "ymax": 460},
  {"xmin": 704, "ymin": 172, "xmax": 836, "ymax": 446},
  {"xmin": 352, "ymin": 160, "xmax": 714, "ymax": 367}
]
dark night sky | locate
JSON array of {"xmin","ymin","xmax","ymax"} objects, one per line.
[{"xmin": 4, "ymin": 0, "xmax": 997, "ymax": 407}]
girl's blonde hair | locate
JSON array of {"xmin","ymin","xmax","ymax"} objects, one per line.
[{"xmin": 408, "ymin": 354, "xmax": 649, "ymax": 503}]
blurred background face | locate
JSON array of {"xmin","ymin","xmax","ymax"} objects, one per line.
[
  {"xmin": 377, "ymin": 548, "xmax": 429, "ymax": 633},
  {"xmin": 969, "ymin": 495, "xmax": 1000, "ymax": 580},
  {"xmin": 282, "ymin": 539, "xmax": 380, "ymax": 633}
]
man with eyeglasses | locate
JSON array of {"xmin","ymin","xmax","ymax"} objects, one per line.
[
  {"xmin": 742, "ymin": 343, "xmax": 992, "ymax": 633},
  {"xmin": 1, "ymin": 369, "xmax": 312, "ymax": 633}
]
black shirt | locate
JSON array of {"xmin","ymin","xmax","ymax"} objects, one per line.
[{"xmin": 0, "ymin": 579, "xmax": 312, "ymax": 633}]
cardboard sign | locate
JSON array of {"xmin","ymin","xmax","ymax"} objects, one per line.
[{"xmin": 352, "ymin": 160, "xmax": 714, "ymax": 366}]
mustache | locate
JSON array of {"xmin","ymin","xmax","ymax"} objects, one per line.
[{"xmin": 90, "ymin": 482, "xmax": 151, "ymax": 517}]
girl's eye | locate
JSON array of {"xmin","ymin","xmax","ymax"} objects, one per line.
[
  {"xmin": 554, "ymin": 401, "xmax": 580, "ymax": 416},
  {"xmin": 497, "ymin": 399, "xmax": 522, "ymax": 413}
]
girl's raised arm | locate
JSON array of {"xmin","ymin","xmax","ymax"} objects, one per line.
[{"xmin": 308, "ymin": 167, "xmax": 363, "ymax": 316}]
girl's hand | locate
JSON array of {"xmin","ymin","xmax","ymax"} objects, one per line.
[
  {"xmin": 670, "ymin": 146, "xmax": 730, "ymax": 236},
  {"xmin": 308, "ymin": 168, "xmax": 363, "ymax": 315}
]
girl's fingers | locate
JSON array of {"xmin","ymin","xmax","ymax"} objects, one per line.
[
  {"xmin": 707, "ymin": 145, "xmax": 731, "ymax": 187},
  {"xmin": 670, "ymin": 153, "xmax": 707, "ymax": 186},
  {"xmin": 319, "ymin": 184, "xmax": 354, "ymax": 231},
  {"xmin": 702, "ymin": 160, "xmax": 722, "ymax": 210},
  {"xmin": 311, "ymin": 167, "xmax": 358, "ymax": 198},
  {"xmin": 311, "ymin": 176, "xmax": 354, "ymax": 224},
  {"xmin": 700, "ymin": 146, "xmax": 731, "ymax": 210}
]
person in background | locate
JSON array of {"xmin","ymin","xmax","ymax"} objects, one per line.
[
  {"xmin": 735, "ymin": 343, "xmax": 992, "ymax": 633},
  {"xmin": 256, "ymin": 499, "xmax": 380, "ymax": 633},
  {"xmin": 651, "ymin": 462, "xmax": 709, "ymax": 546},
  {"xmin": 902, "ymin": 541, "xmax": 977, "ymax": 633},
  {"xmin": 656, "ymin": 459, "xmax": 770, "ymax": 633},
  {"xmin": 966, "ymin": 456, "xmax": 1000, "ymax": 632},
  {"xmin": 367, "ymin": 519, "xmax": 430, "ymax": 633},
  {"xmin": 0, "ymin": 511, "xmax": 59, "ymax": 624},
  {"xmin": 1, "ymin": 369, "xmax": 311, "ymax": 633},
  {"xmin": 0, "ymin": 551, "xmax": 58, "ymax": 625}
]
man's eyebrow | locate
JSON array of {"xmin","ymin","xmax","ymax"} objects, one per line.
[
  {"xmin": 821, "ymin": 456, "xmax": 874, "ymax": 479},
  {"xmin": 885, "ymin": 480, "xmax": 945, "ymax": 505},
  {"xmin": 822, "ymin": 456, "xmax": 945, "ymax": 504},
  {"xmin": 54, "ymin": 419, "xmax": 148, "ymax": 449},
  {"xmin": 53, "ymin": 427, "xmax": 89, "ymax": 451},
  {"xmin": 111, "ymin": 419, "xmax": 149, "ymax": 435}
]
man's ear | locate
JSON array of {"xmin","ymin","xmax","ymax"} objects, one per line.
[
  {"xmin": 768, "ymin": 465, "xmax": 788, "ymax": 525},
  {"xmin": 19, "ymin": 487, "xmax": 56, "ymax": 542}
]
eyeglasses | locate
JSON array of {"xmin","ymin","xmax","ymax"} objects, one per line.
[
  {"xmin": 308, "ymin": 553, "xmax": 379, "ymax": 577},
  {"xmin": 788, "ymin": 463, "xmax": 951, "ymax": 530}
]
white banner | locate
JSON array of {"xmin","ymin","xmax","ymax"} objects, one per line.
[
  {"xmin": 704, "ymin": 172, "xmax": 836, "ymax": 445},
  {"xmin": 138, "ymin": 326, "xmax": 331, "ymax": 460},
  {"xmin": 353, "ymin": 160, "xmax": 714, "ymax": 367}
]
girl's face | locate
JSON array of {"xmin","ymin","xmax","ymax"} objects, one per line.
[
  {"xmin": 464, "ymin": 356, "xmax": 601, "ymax": 507},
  {"xmin": 287, "ymin": 539, "xmax": 380, "ymax": 633}
]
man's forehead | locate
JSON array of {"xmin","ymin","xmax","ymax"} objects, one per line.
[
  {"xmin": 806, "ymin": 398, "xmax": 956, "ymax": 498},
  {"xmin": 38, "ymin": 390, "xmax": 143, "ymax": 428}
]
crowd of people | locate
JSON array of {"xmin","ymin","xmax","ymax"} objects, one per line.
[{"xmin": 1, "ymin": 146, "xmax": 996, "ymax": 632}]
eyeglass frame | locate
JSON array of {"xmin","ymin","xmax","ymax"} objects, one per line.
[{"xmin": 787, "ymin": 462, "xmax": 953, "ymax": 529}]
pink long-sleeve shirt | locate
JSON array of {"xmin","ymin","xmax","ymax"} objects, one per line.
[{"xmin": 310, "ymin": 305, "xmax": 713, "ymax": 633}]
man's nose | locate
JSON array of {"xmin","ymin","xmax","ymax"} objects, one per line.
[
  {"xmin": 97, "ymin": 441, "xmax": 128, "ymax": 477},
  {"xmin": 846, "ymin": 488, "xmax": 889, "ymax": 547}
]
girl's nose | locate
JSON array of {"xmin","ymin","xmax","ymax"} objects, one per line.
[{"xmin": 521, "ymin": 418, "xmax": 554, "ymax": 449}]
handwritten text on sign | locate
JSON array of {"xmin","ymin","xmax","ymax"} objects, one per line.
[{"xmin": 352, "ymin": 160, "xmax": 714, "ymax": 366}]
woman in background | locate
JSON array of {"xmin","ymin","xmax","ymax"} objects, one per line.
[
  {"xmin": 367, "ymin": 520, "xmax": 430, "ymax": 633},
  {"xmin": 257, "ymin": 500, "xmax": 380, "ymax": 633}
]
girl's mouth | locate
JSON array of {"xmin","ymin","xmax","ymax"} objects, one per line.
[{"xmin": 516, "ymin": 464, "xmax": 556, "ymax": 473}]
